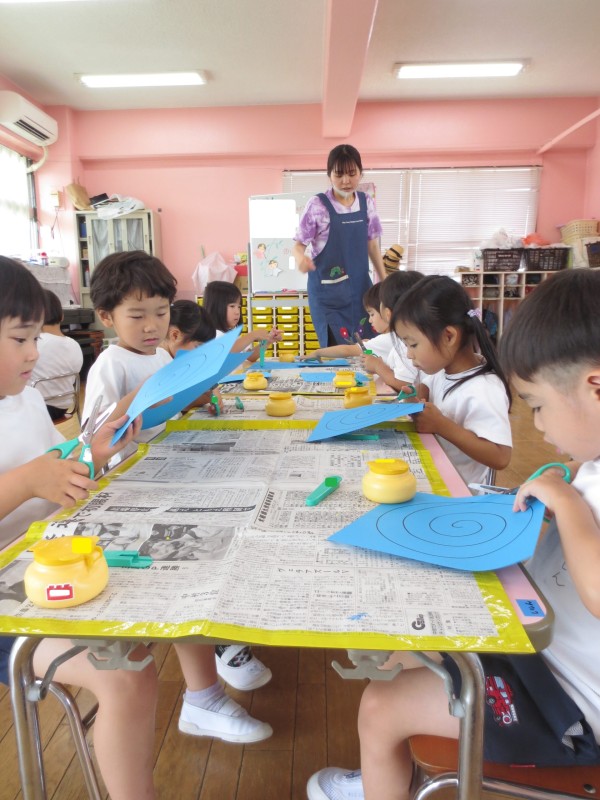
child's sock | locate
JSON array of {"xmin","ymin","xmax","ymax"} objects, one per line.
[{"xmin": 184, "ymin": 681, "xmax": 229, "ymax": 713}]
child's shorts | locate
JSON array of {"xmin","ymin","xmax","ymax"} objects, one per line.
[
  {"xmin": 0, "ymin": 635, "xmax": 15, "ymax": 685},
  {"xmin": 442, "ymin": 652, "xmax": 600, "ymax": 766}
]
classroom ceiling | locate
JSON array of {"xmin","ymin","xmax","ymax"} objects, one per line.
[{"xmin": 1, "ymin": 0, "xmax": 600, "ymax": 136}]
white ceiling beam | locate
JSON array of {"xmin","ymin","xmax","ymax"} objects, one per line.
[{"xmin": 321, "ymin": 0, "xmax": 379, "ymax": 139}]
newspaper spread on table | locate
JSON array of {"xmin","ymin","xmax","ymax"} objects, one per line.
[{"xmin": 0, "ymin": 427, "xmax": 533, "ymax": 652}]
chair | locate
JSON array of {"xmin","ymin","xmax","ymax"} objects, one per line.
[
  {"xmin": 409, "ymin": 734, "xmax": 600, "ymax": 799},
  {"xmin": 31, "ymin": 371, "xmax": 81, "ymax": 424}
]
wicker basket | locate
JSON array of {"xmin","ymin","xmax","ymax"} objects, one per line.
[
  {"xmin": 523, "ymin": 247, "xmax": 569, "ymax": 271},
  {"xmin": 482, "ymin": 248, "xmax": 523, "ymax": 272},
  {"xmin": 586, "ymin": 242, "xmax": 600, "ymax": 269},
  {"xmin": 560, "ymin": 219, "xmax": 598, "ymax": 244}
]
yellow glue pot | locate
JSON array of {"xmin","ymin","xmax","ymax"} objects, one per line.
[
  {"xmin": 343, "ymin": 386, "xmax": 373, "ymax": 409},
  {"xmin": 333, "ymin": 370, "xmax": 356, "ymax": 388},
  {"xmin": 24, "ymin": 536, "xmax": 108, "ymax": 609},
  {"xmin": 265, "ymin": 391, "xmax": 296, "ymax": 417},
  {"xmin": 362, "ymin": 459, "xmax": 417, "ymax": 504},
  {"xmin": 278, "ymin": 353, "xmax": 296, "ymax": 363},
  {"xmin": 243, "ymin": 371, "xmax": 268, "ymax": 391}
]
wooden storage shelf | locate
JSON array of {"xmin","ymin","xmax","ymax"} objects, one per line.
[{"xmin": 457, "ymin": 270, "xmax": 561, "ymax": 340}]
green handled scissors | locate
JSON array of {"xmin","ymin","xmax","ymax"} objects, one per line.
[
  {"xmin": 526, "ymin": 461, "xmax": 571, "ymax": 484},
  {"xmin": 46, "ymin": 395, "xmax": 104, "ymax": 479},
  {"xmin": 397, "ymin": 384, "xmax": 417, "ymax": 401}
]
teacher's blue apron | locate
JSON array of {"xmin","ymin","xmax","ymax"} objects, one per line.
[{"xmin": 307, "ymin": 191, "xmax": 373, "ymax": 347}]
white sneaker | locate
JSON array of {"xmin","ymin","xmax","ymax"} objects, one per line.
[
  {"xmin": 178, "ymin": 696, "xmax": 273, "ymax": 744},
  {"xmin": 307, "ymin": 768, "xmax": 364, "ymax": 800},
  {"xmin": 215, "ymin": 644, "xmax": 272, "ymax": 691}
]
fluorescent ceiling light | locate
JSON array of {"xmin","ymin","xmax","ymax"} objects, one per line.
[
  {"xmin": 78, "ymin": 71, "xmax": 206, "ymax": 88},
  {"xmin": 394, "ymin": 61, "xmax": 527, "ymax": 79}
]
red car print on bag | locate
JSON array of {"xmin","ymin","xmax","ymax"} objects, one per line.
[{"xmin": 485, "ymin": 675, "xmax": 519, "ymax": 726}]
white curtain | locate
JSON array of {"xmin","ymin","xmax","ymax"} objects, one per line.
[
  {"xmin": 0, "ymin": 144, "xmax": 32, "ymax": 258},
  {"xmin": 284, "ymin": 166, "xmax": 540, "ymax": 275}
]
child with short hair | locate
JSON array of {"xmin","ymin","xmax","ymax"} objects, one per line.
[
  {"xmin": 392, "ymin": 274, "xmax": 512, "ymax": 486},
  {"xmin": 306, "ymin": 284, "xmax": 390, "ymax": 360},
  {"xmin": 202, "ymin": 279, "xmax": 281, "ymax": 361},
  {"xmin": 361, "ymin": 270, "xmax": 424, "ymax": 390},
  {"xmin": 308, "ymin": 267, "xmax": 600, "ymax": 800},
  {"xmin": 29, "ymin": 288, "xmax": 83, "ymax": 420},
  {"xmin": 83, "ymin": 251, "xmax": 273, "ymax": 708},
  {"xmin": 0, "ymin": 256, "xmax": 161, "ymax": 800}
]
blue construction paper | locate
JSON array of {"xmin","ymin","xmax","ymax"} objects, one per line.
[
  {"xmin": 329, "ymin": 492, "xmax": 546, "ymax": 572},
  {"xmin": 301, "ymin": 371, "xmax": 369, "ymax": 383},
  {"xmin": 294, "ymin": 358, "xmax": 350, "ymax": 367},
  {"xmin": 306, "ymin": 402, "xmax": 424, "ymax": 442},
  {"xmin": 111, "ymin": 327, "xmax": 246, "ymax": 443}
]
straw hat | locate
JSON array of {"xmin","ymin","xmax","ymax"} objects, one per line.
[{"xmin": 383, "ymin": 244, "xmax": 404, "ymax": 273}]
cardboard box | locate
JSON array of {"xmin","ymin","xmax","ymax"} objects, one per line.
[{"xmin": 234, "ymin": 275, "xmax": 248, "ymax": 292}]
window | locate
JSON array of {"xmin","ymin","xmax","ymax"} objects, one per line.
[
  {"xmin": 0, "ymin": 144, "xmax": 37, "ymax": 258},
  {"xmin": 284, "ymin": 166, "xmax": 540, "ymax": 275}
]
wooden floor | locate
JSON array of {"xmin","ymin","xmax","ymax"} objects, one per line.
[{"xmin": 0, "ymin": 395, "xmax": 565, "ymax": 799}]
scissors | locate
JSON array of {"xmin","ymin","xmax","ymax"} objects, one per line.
[
  {"xmin": 46, "ymin": 395, "xmax": 105, "ymax": 479},
  {"xmin": 397, "ymin": 384, "xmax": 417, "ymax": 401},
  {"xmin": 469, "ymin": 462, "xmax": 572, "ymax": 496}
]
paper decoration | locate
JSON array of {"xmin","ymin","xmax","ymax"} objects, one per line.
[
  {"xmin": 306, "ymin": 402, "xmax": 424, "ymax": 442},
  {"xmin": 329, "ymin": 492, "xmax": 545, "ymax": 571},
  {"xmin": 111, "ymin": 327, "xmax": 248, "ymax": 443}
]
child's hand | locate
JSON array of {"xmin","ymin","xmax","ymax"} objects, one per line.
[
  {"xmin": 27, "ymin": 453, "xmax": 97, "ymax": 508},
  {"xmin": 411, "ymin": 401, "xmax": 445, "ymax": 433},
  {"xmin": 513, "ymin": 473, "xmax": 576, "ymax": 514},
  {"xmin": 361, "ymin": 354, "xmax": 380, "ymax": 374},
  {"xmin": 266, "ymin": 327, "xmax": 283, "ymax": 344},
  {"xmin": 90, "ymin": 414, "xmax": 143, "ymax": 469}
]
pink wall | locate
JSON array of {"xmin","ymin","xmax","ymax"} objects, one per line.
[
  {"xmin": 26, "ymin": 96, "xmax": 600, "ymax": 296},
  {"xmin": 584, "ymin": 115, "xmax": 600, "ymax": 217}
]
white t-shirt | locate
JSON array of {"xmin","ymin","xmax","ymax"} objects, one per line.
[
  {"xmin": 385, "ymin": 336, "xmax": 419, "ymax": 384},
  {"xmin": 365, "ymin": 332, "xmax": 393, "ymax": 360},
  {"xmin": 528, "ymin": 458, "xmax": 600, "ymax": 741},
  {"xmin": 83, "ymin": 344, "xmax": 172, "ymax": 443},
  {"xmin": 421, "ymin": 366, "xmax": 512, "ymax": 486},
  {"xmin": 0, "ymin": 387, "xmax": 63, "ymax": 549},
  {"xmin": 30, "ymin": 333, "xmax": 84, "ymax": 409}
]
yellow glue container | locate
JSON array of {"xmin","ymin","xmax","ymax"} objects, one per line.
[
  {"xmin": 343, "ymin": 386, "xmax": 373, "ymax": 409},
  {"xmin": 333, "ymin": 370, "xmax": 356, "ymax": 388},
  {"xmin": 362, "ymin": 459, "xmax": 417, "ymax": 504},
  {"xmin": 278, "ymin": 353, "xmax": 296, "ymax": 363},
  {"xmin": 243, "ymin": 371, "xmax": 268, "ymax": 391},
  {"xmin": 265, "ymin": 391, "xmax": 296, "ymax": 417},
  {"xmin": 24, "ymin": 536, "xmax": 108, "ymax": 609}
]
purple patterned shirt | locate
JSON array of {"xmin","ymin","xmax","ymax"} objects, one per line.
[{"xmin": 294, "ymin": 188, "xmax": 383, "ymax": 259}]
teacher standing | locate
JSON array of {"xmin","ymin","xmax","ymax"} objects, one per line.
[{"xmin": 292, "ymin": 144, "xmax": 386, "ymax": 347}]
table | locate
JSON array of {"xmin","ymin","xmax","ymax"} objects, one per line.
[{"xmin": 1, "ymin": 406, "xmax": 551, "ymax": 800}]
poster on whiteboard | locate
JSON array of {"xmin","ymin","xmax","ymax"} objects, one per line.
[{"xmin": 248, "ymin": 185, "xmax": 376, "ymax": 295}]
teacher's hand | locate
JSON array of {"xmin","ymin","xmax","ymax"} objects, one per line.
[{"xmin": 297, "ymin": 255, "xmax": 316, "ymax": 273}]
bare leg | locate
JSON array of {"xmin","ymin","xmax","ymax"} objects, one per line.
[
  {"xmin": 172, "ymin": 642, "xmax": 217, "ymax": 690},
  {"xmin": 34, "ymin": 638, "xmax": 158, "ymax": 800},
  {"xmin": 358, "ymin": 665, "xmax": 460, "ymax": 800}
]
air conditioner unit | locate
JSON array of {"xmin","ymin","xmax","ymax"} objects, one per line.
[{"xmin": 0, "ymin": 90, "xmax": 58, "ymax": 146}]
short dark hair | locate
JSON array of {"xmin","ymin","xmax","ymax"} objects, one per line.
[
  {"xmin": 362, "ymin": 283, "xmax": 381, "ymax": 311},
  {"xmin": 43, "ymin": 289, "xmax": 63, "ymax": 326},
  {"xmin": 379, "ymin": 270, "xmax": 424, "ymax": 312},
  {"xmin": 90, "ymin": 251, "xmax": 177, "ymax": 312},
  {"xmin": 326, "ymin": 144, "xmax": 363, "ymax": 177},
  {"xmin": 499, "ymin": 269, "xmax": 600, "ymax": 383},
  {"xmin": 0, "ymin": 256, "xmax": 45, "ymax": 326},
  {"xmin": 202, "ymin": 280, "xmax": 242, "ymax": 332},
  {"xmin": 169, "ymin": 299, "xmax": 216, "ymax": 344}
]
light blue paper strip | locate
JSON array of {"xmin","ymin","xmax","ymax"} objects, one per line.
[
  {"xmin": 220, "ymin": 372, "xmax": 272, "ymax": 383},
  {"xmin": 301, "ymin": 371, "xmax": 369, "ymax": 383},
  {"xmin": 111, "ymin": 327, "xmax": 247, "ymax": 443},
  {"xmin": 306, "ymin": 402, "xmax": 424, "ymax": 442},
  {"xmin": 329, "ymin": 492, "xmax": 545, "ymax": 572}
]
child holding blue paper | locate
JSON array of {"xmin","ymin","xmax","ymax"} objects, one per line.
[
  {"xmin": 83, "ymin": 251, "xmax": 273, "ymax": 715},
  {"xmin": 202, "ymin": 279, "xmax": 282, "ymax": 362},
  {"xmin": 308, "ymin": 267, "xmax": 600, "ymax": 800},
  {"xmin": 392, "ymin": 275, "xmax": 512, "ymax": 486}
]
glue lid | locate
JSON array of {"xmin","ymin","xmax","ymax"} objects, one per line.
[
  {"xmin": 367, "ymin": 458, "xmax": 410, "ymax": 476},
  {"xmin": 31, "ymin": 536, "xmax": 99, "ymax": 566}
]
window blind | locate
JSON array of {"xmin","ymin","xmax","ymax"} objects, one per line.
[
  {"xmin": 0, "ymin": 144, "xmax": 35, "ymax": 257},
  {"xmin": 284, "ymin": 166, "xmax": 540, "ymax": 275}
]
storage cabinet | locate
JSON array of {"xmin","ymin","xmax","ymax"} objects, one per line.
[
  {"xmin": 457, "ymin": 270, "xmax": 558, "ymax": 340},
  {"xmin": 76, "ymin": 210, "xmax": 162, "ymax": 307}
]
